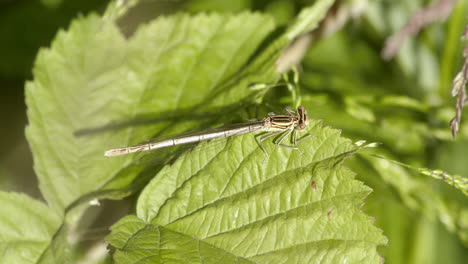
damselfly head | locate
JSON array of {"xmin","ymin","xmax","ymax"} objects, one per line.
[{"xmin": 296, "ymin": 106, "xmax": 309, "ymax": 130}]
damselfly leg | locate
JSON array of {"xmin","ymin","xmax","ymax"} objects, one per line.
[
  {"xmin": 256, "ymin": 128, "xmax": 310, "ymax": 163},
  {"xmin": 293, "ymin": 128, "xmax": 313, "ymax": 145},
  {"xmin": 256, "ymin": 130, "xmax": 284, "ymax": 163},
  {"xmin": 275, "ymin": 129, "xmax": 312, "ymax": 155},
  {"xmin": 275, "ymin": 129, "xmax": 298, "ymax": 150}
]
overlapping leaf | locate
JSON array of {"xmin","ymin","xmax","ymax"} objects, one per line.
[
  {"xmin": 25, "ymin": 11, "xmax": 276, "ymax": 213},
  {"xmin": 25, "ymin": 0, "xmax": 339, "ymax": 214},
  {"xmin": 107, "ymin": 122, "xmax": 387, "ymax": 263},
  {"xmin": 20, "ymin": 0, "xmax": 388, "ymax": 263}
]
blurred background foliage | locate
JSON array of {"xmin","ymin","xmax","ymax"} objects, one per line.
[{"xmin": 1, "ymin": 0, "xmax": 467, "ymax": 263}]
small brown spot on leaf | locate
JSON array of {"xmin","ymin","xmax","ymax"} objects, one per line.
[{"xmin": 311, "ymin": 181, "xmax": 317, "ymax": 189}]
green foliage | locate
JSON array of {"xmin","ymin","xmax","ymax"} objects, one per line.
[
  {"xmin": 107, "ymin": 133, "xmax": 386, "ymax": 263},
  {"xmin": 25, "ymin": 10, "xmax": 280, "ymax": 213},
  {"xmin": 300, "ymin": 0, "xmax": 468, "ymax": 261},
  {"xmin": 15, "ymin": 0, "xmax": 390, "ymax": 262},
  {"xmin": 26, "ymin": 13, "xmax": 131, "ymax": 212},
  {"xmin": 2, "ymin": 0, "xmax": 466, "ymax": 263},
  {"xmin": 285, "ymin": 0, "xmax": 334, "ymax": 40},
  {"xmin": 0, "ymin": 192, "xmax": 61, "ymax": 264}
]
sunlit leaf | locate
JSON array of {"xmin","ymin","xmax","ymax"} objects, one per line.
[
  {"xmin": 107, "ymin": 122, "xmax": 387, "ymax": 263},
  {"xmin": 0, "ymin": 192, "xmax": 61, "ymax": 264},
  {"xmin": 25, "ymin": 11, "xmax": 276, "ymax": 213}
]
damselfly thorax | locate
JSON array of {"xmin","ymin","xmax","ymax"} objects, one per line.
[{"xmin": 264, "ymin": 106, "xmax": 308, "ymax": 131}]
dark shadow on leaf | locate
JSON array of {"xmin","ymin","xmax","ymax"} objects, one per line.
[
  {"xmin": 74, "ymin": 102, "xmax": 260, "ymax": 137},
  {"xmin": 65, "ymin": 162, "xmax": 163, "ymax": 215},
  {"xmin": 74, "ymin": 110, "xmax": 220, "ymax": 137}
]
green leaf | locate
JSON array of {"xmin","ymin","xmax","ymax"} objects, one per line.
[
  {"xmin": 0, "ymin": 192, "xmax": 61, "ymax": 264},
  {"xmin": 37, "ymin": 224, "xmax": 71, "ymax": 264},
  {"xmin": 285, "ymin": 0, "xmax": 335, "ymax": 40},
  {"xmin": 107, "ymin": 123, "xmax": 387, "ymax": 263},
  {"xmin": 25, "ymin": 12, "xmax": 276, "ymax": 213},
  {"xmin": 25, "ymin": 2, "xmax": 369, "ymax": 262},
  {"xmin": 361, "ymin": 153, "xmax": 468, "ymax": 245},
  {"xmin": 26, "ymin": 0, "xmax": 338, "ymax": 214},
  {"xmin": 26, "ymin": 13, "xmax": 128, "ymax": 212}
]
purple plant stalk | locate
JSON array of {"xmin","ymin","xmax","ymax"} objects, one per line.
[
  {"xmin": 450, "ymin": 25, "xmax": 468, "ymax": 138},
  {"xmin": 381, "ymin": 0, "xmax": 459, "ymax": 60}
]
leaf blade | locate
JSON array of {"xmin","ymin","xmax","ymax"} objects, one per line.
[
  {"xmin": 108, "ymin": 122, "xmax": 387, "ymax": 263},
  {"xmin": 25, "ymin": 11, "xmax": 277, "ymax": 213},
  {"xmin": 0, "ymin": 192, "xmax": 61, "ymax": 264}
]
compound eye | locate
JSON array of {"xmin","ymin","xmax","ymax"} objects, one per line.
[{"xmin": 298, "ymin": 123, "xmax": 306, "ymax": 130}]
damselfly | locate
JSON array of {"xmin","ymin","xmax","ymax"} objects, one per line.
[{"xmin": 104, "ymin": 106, "xmax": 310, "ymax": 161}]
